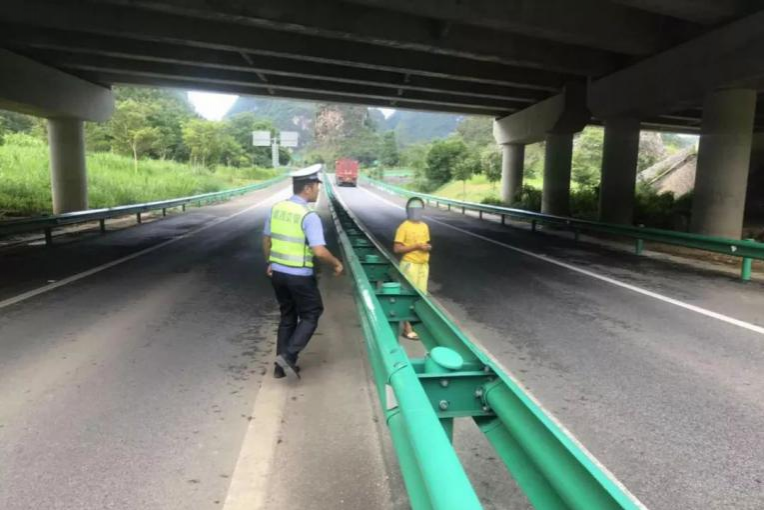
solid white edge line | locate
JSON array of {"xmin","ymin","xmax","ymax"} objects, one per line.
[
  {"xmin": 0, "ymin": 188, "xmax": 289, "ymax": 311},
  {"xmin": 356, "ymin": 184, "xmax": 764, "ymax": 337}
]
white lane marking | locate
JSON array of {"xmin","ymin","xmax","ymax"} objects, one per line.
[
  {"xmin": 222, "ymin": 350, "xmax": 287, "ymax": 510},
  {"xmin": 0, "ymin": 188, "xmax": 289, "ymax": 310},
  {"xmin": 355, "ymin": 185, "xmax": 764, "ymax": 336}
]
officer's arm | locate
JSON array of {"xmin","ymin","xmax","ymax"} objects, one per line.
[
  {"xmin": 312, "ymin": 245, "xmax": 344, "ymax": 276},
  {"xmin": 262, "ymin": 235, "xmax": 272, "ymax": 260}
]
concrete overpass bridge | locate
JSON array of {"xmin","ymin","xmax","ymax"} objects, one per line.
[{"xmin": 1, "ymin": 0, "xmax": 764, "ymax": 234}]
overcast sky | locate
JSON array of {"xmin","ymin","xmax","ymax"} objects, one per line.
[{"xmin": 187, "ymin": 91, "xmax": 396, "ymax": 120}]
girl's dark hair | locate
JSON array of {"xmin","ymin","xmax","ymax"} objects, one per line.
[{"xmin": 406, "ymin": 197, "xmax": 425, "ymax": 209}]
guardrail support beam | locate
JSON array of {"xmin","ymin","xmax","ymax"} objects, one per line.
[
  {"xmin": 49, "ymin": 118, "xmax": 87, "ymax": 214},
  {"xmin": 690, "ymin": 88, "xmax": 757, "ymax": 239},
  {"xmin": 599, "ymin": 117, "xmax": 640, "ymax": 225}
]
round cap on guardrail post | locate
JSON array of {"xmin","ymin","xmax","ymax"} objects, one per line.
[
  {"xmin": 380, "ymin": 282, "xmax": 402, "ymax": 295},
  {"xmin": 424, "ymin": 346, "xmax": 464, "ymax": 375}
]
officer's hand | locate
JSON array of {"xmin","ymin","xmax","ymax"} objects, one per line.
[
  {"xmin": 333, "ymin": 261, "xmax": 344, "ymax": 276},
  {"xmin": 420, "ymin": 243, "xmax": 432, "ymax": 252},
  {"xmin": 266, "ymin": 264, "xmax": 273, "ymax": 278}
]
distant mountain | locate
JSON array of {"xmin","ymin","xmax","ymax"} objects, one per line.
[
  {"xmin": 226, "ymin": 96, "xmax": 463, "ymax": 147},
  {"xmin": 226, "ymin": 96, "xmax": 317, "ymax": 144},
  {"xmin": 381, "ymin": 110, "xmax": 462, "ymax": 145}
]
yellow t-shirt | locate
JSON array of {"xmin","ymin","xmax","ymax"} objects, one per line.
[{"xmin": 395, "ymin": 220, "xmax": 430, "ymax": 264}]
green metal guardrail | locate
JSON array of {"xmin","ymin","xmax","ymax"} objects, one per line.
[
  {"xmin": 326, "ymin": 177, "xmax": 646, "ymax": 510},
  {"xmin": 0, "ymin": 175, "xmax": 287, "ymax": 245},
  {"xmin": 362, "ymin": 176, "xmax": 764, "ymax": 281}
]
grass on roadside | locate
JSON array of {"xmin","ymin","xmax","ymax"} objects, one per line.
[
  {"xmin": 434, "ymin": 174, "xmax": 543, "ymax": 203},
  {"xmin": 0, "ymin": 137, "xmax": 280, "ymax": 217}
]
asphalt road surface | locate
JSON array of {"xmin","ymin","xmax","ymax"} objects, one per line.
[
  {"xmin": 0, "ymin": 186, "xmax": 293, "ymax": 510},
  {"xmin": 338, "ymin": 182, "xmax": 764, "ymax": 510}
]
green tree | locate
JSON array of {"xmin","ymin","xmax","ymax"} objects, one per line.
[
  {"xmin": 524, "ymin": 142, "xmax": 544, "ymax": 179},
  {"xmin": 401, "ymin": 143, "xmax": 428, "ymax": 175},
  {"xmin": 425, "ymin": 137, "xmax": 468, "ymax": 186},
  {"xmin": 379, "ymin": 131, "xmax": 400, "ymax": 167},
  {"xmin": 482, "ymin": 148, "xmax": 502, "ymax": 191},
  {"xmin": 182, "ymin": 119, "xmax": 230, "ymax": 167},
  {"xmin": 638, "ymin": 132, "xmax": 667, "ymax": 171},
  {"xmin": 571, "ymin": 127, "xmax": 603, "ymax": 188},
  {"xmin": 453, "ymin": 152, "xmax": 481, "ymax": 198},
  {"xmin": 114, "ymin": 87, "xmax": 198, "ymax": 161},
  {"xmin": 223, "ymin": 112, "xmax": 278, "ymax": 167},
  {"xmin": 456, "ymin": 116, "xmax": 494, "ymax": 147},
  {"xmin": 109, "ymin": 99, "xmax": 162, "ymax": 172}
]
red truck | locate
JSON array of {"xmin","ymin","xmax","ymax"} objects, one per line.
[{"xmin": 335, "ymin": 158, "xmax": 359, "ymax": 187}]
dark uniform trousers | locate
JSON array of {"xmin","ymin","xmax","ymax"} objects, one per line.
[{"xmin": 271, "ymin": 270, "xmax": 324, "ymax": 364}]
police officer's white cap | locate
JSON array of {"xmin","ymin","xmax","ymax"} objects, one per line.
[{"xmin": 291, "ymin": 164, "xmax": 323, "ymax": 183}]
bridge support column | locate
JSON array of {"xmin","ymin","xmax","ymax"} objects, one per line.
[
  {"xmin": 599, "ymin": 117, "xmax": 640, "ymax": 224},
  {"xmin": 542, "ymin": 132, "xmax": 573, "ymax": 216},
  {"xmin": 691, "ymin": 89, "xmax": 757, "ymax": 238},
  {"xmin": 500, "ymin": 143, "xmax": 524, "ymax": 204},
  {"xmin": 48, "ymin": 118, "xmax": 88, "ymax": 213}
]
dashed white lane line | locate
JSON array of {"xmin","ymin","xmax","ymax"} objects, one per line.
[
  {"xmin": 0, "ymin": 188, "xmax": 289, "ymax": 311},
  {"xmin": 356, "ymin": 185, "xmax": 764, "ymax": 337}
]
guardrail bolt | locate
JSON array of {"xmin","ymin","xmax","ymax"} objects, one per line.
[
  {"xmin": 482, "ymin": 405, "xmax": 491, "ymax": 412},
  {"xmin": 440, "ymin": 379, "xmax": 449, "ymax": 388},
  {"xmin": 439, "ymin": 400, "xmax": 449, "ymax": 410},
  {"xmin": 474, "ymin": 388, "xmax": 483, "ymax": 399}
]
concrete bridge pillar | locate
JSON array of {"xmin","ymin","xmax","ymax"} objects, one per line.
[
  {"xmin": 500, "ymin": 143, "xmax": 524, "ymax": 204},
  {"xmin": 48, "ymin": 118, "xmax": 88, "ymax": 213},
  {"xmin": 599, "ymin": 117, "xmax": 641, "ymax": 224},
  {"xmin": 542, "ymin": 132, "xmax": 573, "ymax": 216},
  {"xmin": 691, "ymin": 89, "xmax": 757, "ymax": 238}
]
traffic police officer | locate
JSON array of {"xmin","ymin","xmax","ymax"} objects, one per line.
[{"xmin": 262, "ymin": 165, "xmax": 343, "ymax": 379}]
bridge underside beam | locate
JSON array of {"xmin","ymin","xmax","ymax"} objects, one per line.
[
  {"xmin": 0, "ymin": 49, "xmax": 113, "ymax": 121},
  {"xmin": 0, "ymin": 1, "xmax": 582, "ymax": 88},
  {"xmin": 81, "ymin": 72, "xmax": 505, "ymax": 117},
  {"xmin": 589, "ymin": 10, "xmax": 764, "ymax": 119},
  {"xmin": 6, "ymin": 33, "xmax": 553, "ymax": 99},
  {"xmin": 17, "ymin": 52, "xmax": 530, "ymax": 114}
]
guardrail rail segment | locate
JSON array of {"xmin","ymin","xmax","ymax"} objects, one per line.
[
  {"xmin": 362, "ymin": 176, "xmax": 764, "ymax": 281},
  {"xmin": 0, "ymin": 175, "xmax": 287, "ymax": 245},
  {"xmin": 326, "ymin": 177, "xmax": 646, "ymax": 510}
]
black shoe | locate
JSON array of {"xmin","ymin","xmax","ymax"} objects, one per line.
[
  {"xmin": 275, "ymin": 355, "xmax": 301, "ymax": 379},
  {"xmin": 274, "ymin": 364, "xmax": 286, "ymax": 379}
]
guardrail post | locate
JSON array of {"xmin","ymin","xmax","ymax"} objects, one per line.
[
  {"xmin": 44, "ymin": 227, "xmax": 52, "ymax": 246},
  {"xmin": 182, "ymin": 204, "xmax": 186, "ymax": 212},
  {"xmin": 424, "ymin": 347, "xmax": 465, "ymax": 443},
  {"xmin": 501, "ymin": 215, "xmax": 506, "ymax": 226},
  {"xmin": 531, "ymin": 220, "xmax": 537, "ymax": 232},
  {"xmin": 479, "ymin": 211, "xmax": 483, "ymax": 220},
  {"xmin": 461, "ymin": 206, "xmax": 465, "ymax": 214},
  {"xmin": 447, "ymin": 204, "xmax": 451, "ymax": 211},
  {"xmin": 162, "ymin": 208, "xmax": 167, "ymax": 217},
  {"xmin": 635, "ymin": 224, "xmax": 645, "ymax": 255},
  {"xmin": 742, "ymin": 238, "xmax": 755, "ymax": 281},
  {"xmin": 573, "ymin": 229, "xmax": 580, "ymax": 242},
  {"xmin": 136, "ymin": 212, "xmax": 142, "ymax": 224},
  {"xmin": 742, "ymin": 257, "xmax": 753, "ymax": 281},
  {"xmin": 99, "ymin": 219, "xmax": 106, "ymax": 234}
]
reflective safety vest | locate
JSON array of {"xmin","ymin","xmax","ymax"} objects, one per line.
[{"xmin": 269, "ymin": 200, "xmax": 314, "ymax": 268}]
